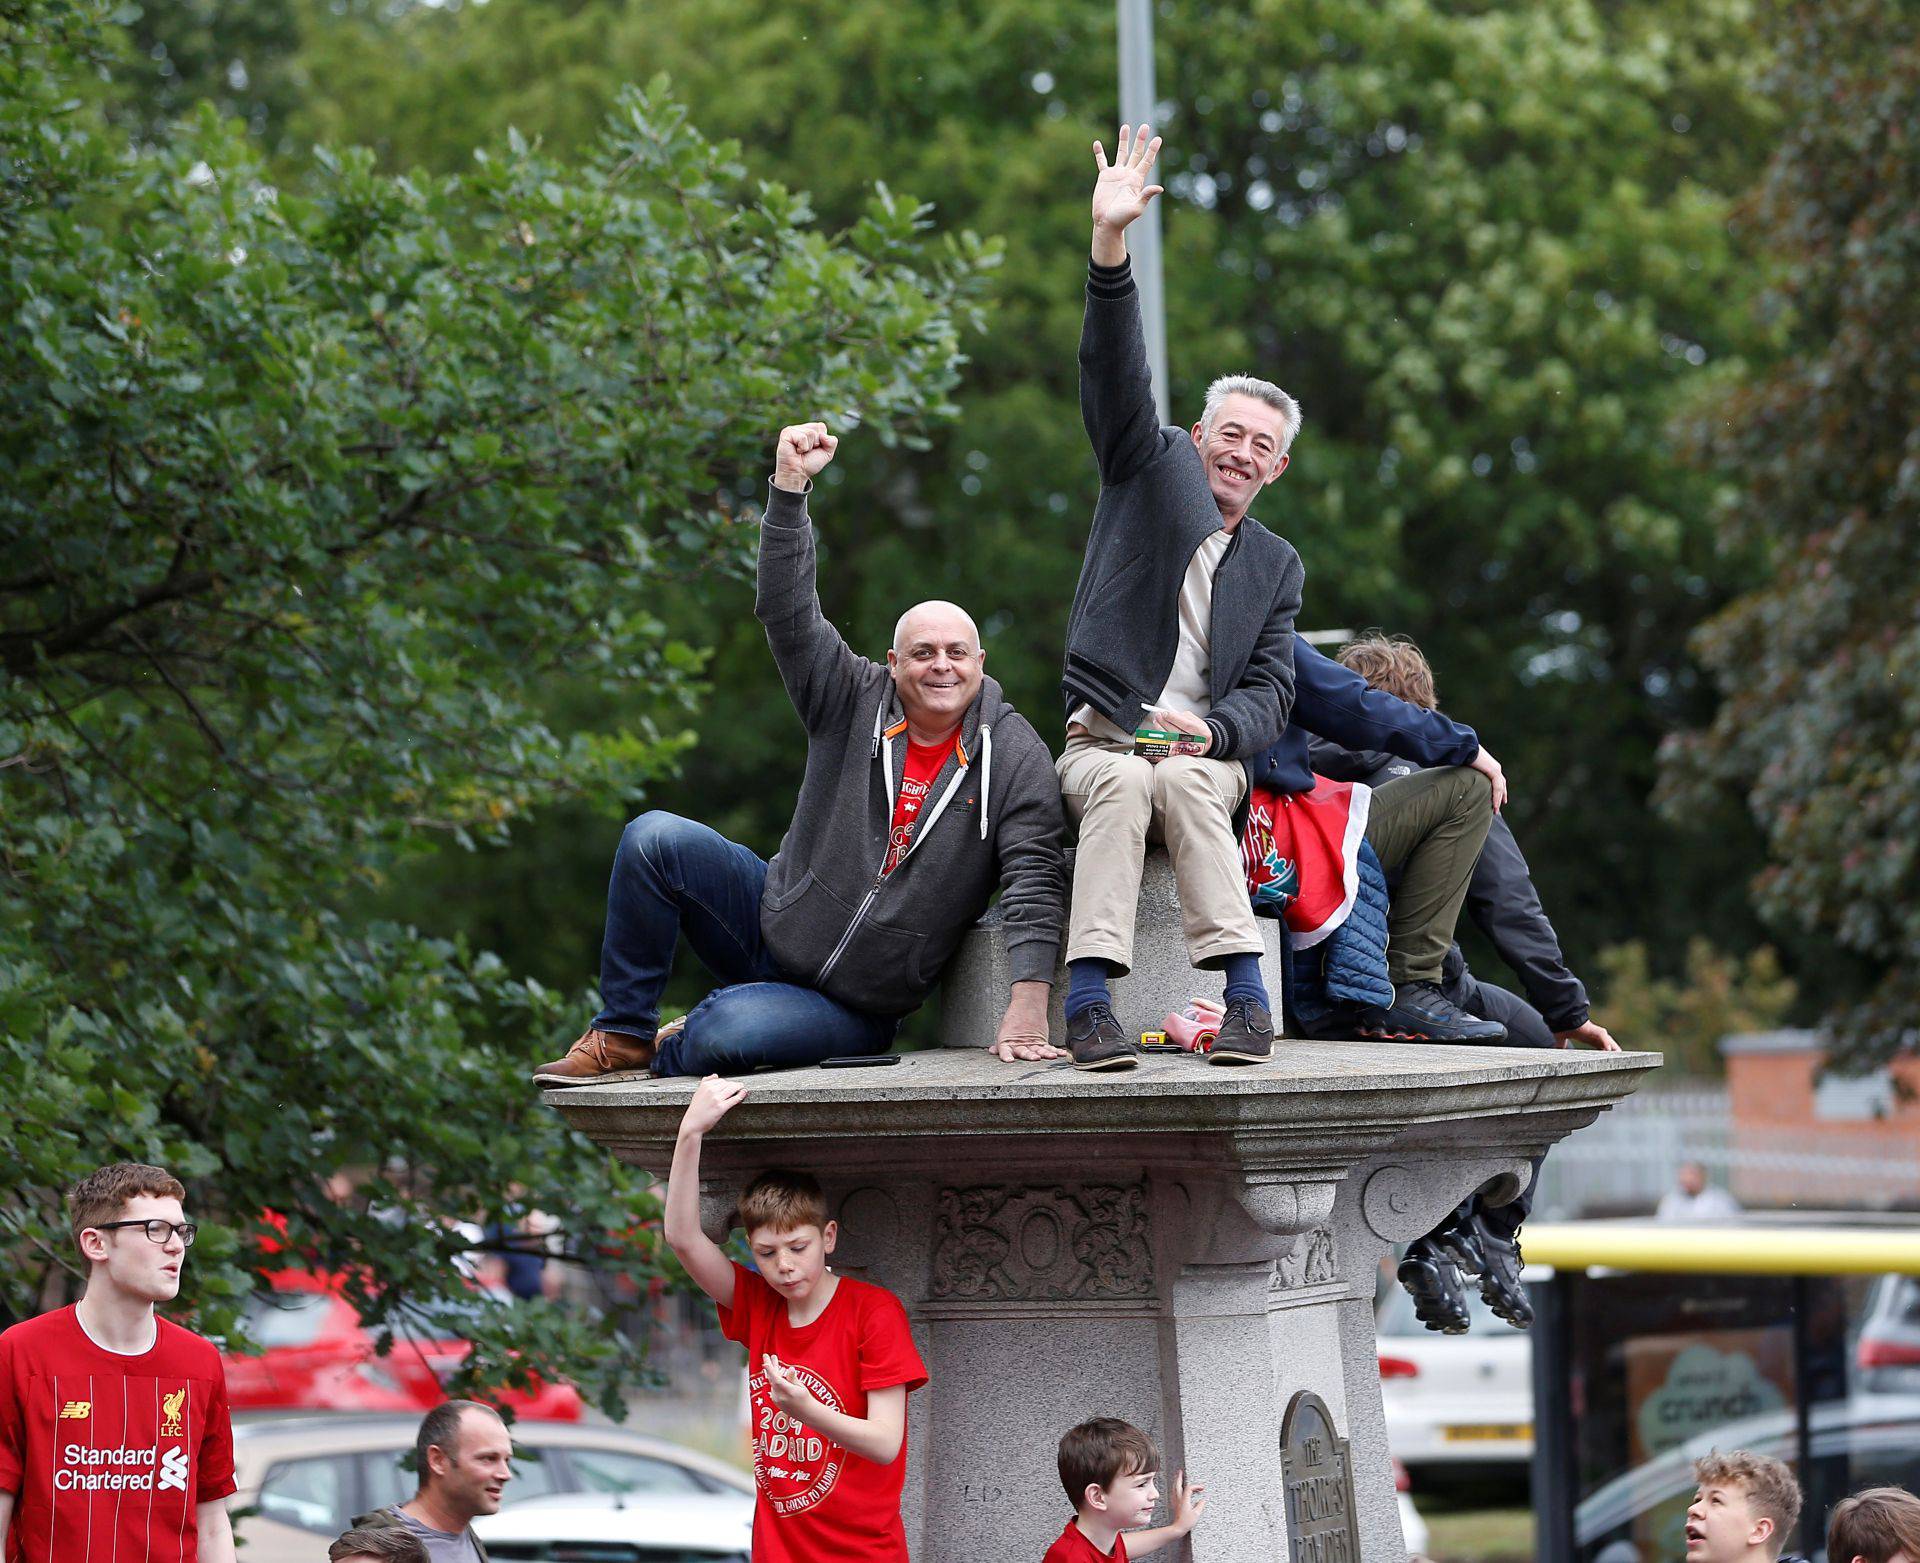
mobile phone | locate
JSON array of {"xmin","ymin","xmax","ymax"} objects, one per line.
[{"xmin": 819, "ymin": 1054, "xmax": 903, "ymax": 1068}]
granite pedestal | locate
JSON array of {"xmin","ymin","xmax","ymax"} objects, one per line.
[
  {"xmin": 939, "ymin": 848, "xmax": 1286, "ymax": 1046},
  {"xmin": 547, "ymin": 1044, "xmax": 1656, "ymax": 1561}
]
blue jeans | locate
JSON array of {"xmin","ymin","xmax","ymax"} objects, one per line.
[{"xmin": 591, "ymin": 812, "xmax": 897, "ymax": 1076}]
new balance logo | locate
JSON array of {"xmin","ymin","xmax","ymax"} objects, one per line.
[
  {"xmin": 156, "ymin": 1447, "xmax": 189, "ymax": 1493},
  {"xmin": 58, "ymin": 1401, "xmax": 91, "ymax": 1420}
]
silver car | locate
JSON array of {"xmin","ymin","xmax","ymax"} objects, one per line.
[{"xmin": 232, "ymin": 1412, "xmax": 751, "ymax": 1562}]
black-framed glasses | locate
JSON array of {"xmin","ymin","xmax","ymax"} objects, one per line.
[{"xmin": 93, "ymin": 1219, "xmax": 197, "ymax": 1247}]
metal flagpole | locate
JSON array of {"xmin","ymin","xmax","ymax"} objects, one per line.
[{"xmin": 1117, "ymin": 0, "xmax": 1170, "ymax": 425}]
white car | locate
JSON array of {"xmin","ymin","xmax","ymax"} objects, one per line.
[
  {"xmin": 1376, "ymin": 1268, "xmax": 1539, "ymax": 1471},
  {"xmin": 475, "ymin": 1490, "xmax": 752, "ymax": 1559},
  {"xmin": 231, "ymin": 1412, "xmax": 751, "ymax": 1562}
]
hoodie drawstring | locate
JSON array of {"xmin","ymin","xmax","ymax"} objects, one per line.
[
  {"xmin": 872, "ymin": 691, "xmax": 988, "ymax": 864},
  {"xmin": 978, "ymin": 724, "xmax": 992, "ymax": 840}
]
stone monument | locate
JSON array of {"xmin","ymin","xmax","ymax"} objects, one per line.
[{"xmin": 546, "ymin": 853, "xmax": 1657, "ymax": 1560}]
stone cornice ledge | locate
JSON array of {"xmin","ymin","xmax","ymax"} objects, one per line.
[{"xmin": 544, "ymin": 1042, "xmax": 1660, "ymax": 1172}]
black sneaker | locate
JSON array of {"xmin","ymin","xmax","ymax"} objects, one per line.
[
  {"xmin": 1207, "ymin": 997, "xmax": 1274, "ymax": 1065},
  {"xmin": 1356, "ymin": 981, "xmax": 1508, "ymax": 1043},
  {"xmin": 1295, "ymin": 1002, "xmax": 1368, "ymax": 1041},
  {"xmin": 1066, "ymin": 1002, "xmax": 1137, "ymax": 1072},
  {"xmin": 1397, "ymin": 1236, "xmax": 1472, "ymax": 1334},
  {"xmin": 1438, "ymin": 1206, "xmax": 1534, "ymax": 1329}
]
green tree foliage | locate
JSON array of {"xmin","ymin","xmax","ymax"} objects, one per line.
[
  {"xmin": 1662, "ymin": 0, "xmax": 1920, "ymax": 1070},
  {"xmin": 0, "ymin": 0, "xmax": 991, "ymax": 1401},
  {"xmin": 1591, "ymin": 939, "xmax": 1797, "ymax": 1076},
  {"xmin": 132, "ymin": 0, "xmax": 1786, "ymax": 1016}
]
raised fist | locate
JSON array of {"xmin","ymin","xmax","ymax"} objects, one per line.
[{"xmin": 774, "ymin": 422, "xmax": 839, "ymax": 492}]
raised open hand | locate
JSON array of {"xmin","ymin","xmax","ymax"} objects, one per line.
[{"xmin": 1091, "ymin": 123, "xmax": 1165, "ymax": 235}]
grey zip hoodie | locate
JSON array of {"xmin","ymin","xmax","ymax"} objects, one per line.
[{"xmin": 754, "ymin": 483, "xmax": 1066, "ymax": 1018}]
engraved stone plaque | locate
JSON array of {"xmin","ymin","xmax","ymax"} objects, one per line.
[{"xmin": 1280, "ymin": 1390, "xmax": 1358, "ymax": 1563}]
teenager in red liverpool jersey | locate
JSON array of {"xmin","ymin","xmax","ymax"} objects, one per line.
[
  {"xmin": 665, "ymin": 1078, "xmax": 928, "ymax": 1563},
  {"xmin": 0, "ymin": 1162, "xmax": 236, "ymax": 1563}
]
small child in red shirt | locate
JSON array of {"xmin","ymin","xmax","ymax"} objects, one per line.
[
  {"xmin": 1043, "ymin": 1418, "xmax": 1206, "ymax": 1563},
  {"xmin": 664, "ymin": 1076, "xmax": 928, "ymax": 1563}
]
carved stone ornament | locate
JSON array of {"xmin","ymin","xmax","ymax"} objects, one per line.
[
  {"xmin": 1272, "ymin": 1224, "xmax": 1337, "ymax": 1291},
  {"xmin": 930, "ymin": 1183, "xmax": 1153, "ymax": 1301},
  {"xmin": 1361, "ymin": 1163, "xmax": 1425, "ymax": 1240}
]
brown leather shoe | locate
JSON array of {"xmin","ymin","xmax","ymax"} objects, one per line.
[{"xmin": 532, "ymin": 1027, "xmax": 656, "ymax": 1088}]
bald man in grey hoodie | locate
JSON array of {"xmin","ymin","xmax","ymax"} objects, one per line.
[{"xmin": 536, "ymin": 424, "xmax": 1067, "ymax": 1082}]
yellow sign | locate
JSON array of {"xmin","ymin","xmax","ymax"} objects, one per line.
[{"xmin": 1443, "ymin": 1423, "xmax": 1531, "ymax": 1442}]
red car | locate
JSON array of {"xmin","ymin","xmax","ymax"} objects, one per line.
[{"xmin": 221, "ymin": 1273, "xmax": 582, "ymax": 1419}]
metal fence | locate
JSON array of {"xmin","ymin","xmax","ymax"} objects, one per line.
[{"xmin": 1532, "ymin": 1084, "xmax": 1920, "ymax": 1218}]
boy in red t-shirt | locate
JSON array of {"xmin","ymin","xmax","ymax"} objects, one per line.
[
  {"xmin": 664, "ymin": 1077, "xmax": 928, "ymax": 1563},
  {"xmin": 0, "ymin": 1162, "xmax": 237, "ymax": 1563},
  {"xmin": 1043, "ymin": 1418, "xmax": 1205, "ymax": 1563}
]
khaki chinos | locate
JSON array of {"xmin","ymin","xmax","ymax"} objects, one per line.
[{"xmin": 1056, "ymin": 730, "xmax": 1261, "ymax": 973}]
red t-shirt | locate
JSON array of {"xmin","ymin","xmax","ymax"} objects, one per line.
[
  {"xmin": 1043, "ymin": 1517, "xmax": 1129, "ymax": 1563},
  {"xmin": 0, "ymin": 1305, "xmax": 236, "ymax": 1563},
  {"xmin": 717, "ymin": 1262, "xmax": 928, "ymax": 1563},
  {"xmin": 883, "ymin": 734, "xmax": 959, "ymax": 875}
]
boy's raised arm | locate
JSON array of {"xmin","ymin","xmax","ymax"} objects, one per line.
[
  {"xmin": 663, "ymin": 1076, "xmax": 748, "ymax": 1310},
  {"xmin": 1080, "ymin": 125, "xmax": 1167, "ymax": 487}
]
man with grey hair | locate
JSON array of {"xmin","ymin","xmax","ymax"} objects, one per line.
[
  {"xmin": 1059, "ymin": 125, "xmax": 1508, "ymax": 1070},
  {"xmin": 1055, "ymin": 123, "xmax": 1306, "ymax": 1070},
  {"xmin": 536, "ymin": 422, "xmax": 1066, "ymax": 1081}
]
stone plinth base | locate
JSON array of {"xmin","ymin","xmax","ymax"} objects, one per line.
[
  {"xmin": 939, "ymin": 849, "xmax": 1285, "ymax": 1048},
  {"xmin": 548, "ymin": 1044, "xmax": 1656, "ymax": 1561}
]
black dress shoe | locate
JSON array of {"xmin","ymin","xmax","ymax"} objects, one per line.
[
  {"xmin": 1357, "ymin": 981, "xmax": 1509, "ymax": 1043},
  {"xmin": 1397, "ymin": 1235, "xmax": 1472, "ymax": 1334},
  {"xmin": 1066, "ymin": 1002, "xmax": 1137, "ymax": 1071},
  {"xmin": 1207, "ymin": 996, "xmax": 1275, "ymax": 1065}
]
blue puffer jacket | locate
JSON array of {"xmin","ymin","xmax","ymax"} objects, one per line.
[{"xmin": 1284, "ymin": 840, "xmax": 1394, "ymax": 1030}]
